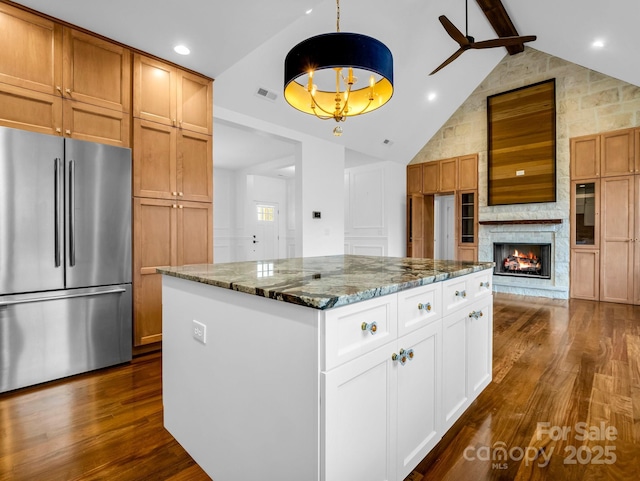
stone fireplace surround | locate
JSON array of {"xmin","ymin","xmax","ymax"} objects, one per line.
[{"xmin": 478, "ymin": 220, "xmax": 569, "ymax": 299}]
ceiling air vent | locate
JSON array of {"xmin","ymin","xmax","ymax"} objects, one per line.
[
  {"xmin": 382, "ymin": 139, "xmax": 394, "ymax": 146},
  {"xmin": 255, "ymin": 86, "xmax": 277, "ymax": 102}
]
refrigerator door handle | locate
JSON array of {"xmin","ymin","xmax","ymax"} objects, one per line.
[
  {"xmin": 0, "ymin": 288, "xmax": 127, "ymax": 306},
  {"xmin": 54, "ymin": 158, "xmax": 62, "ymax": 267},
  {"xmin": 69, "ymin": 159, "xmax": 76, "ymax": 266}
]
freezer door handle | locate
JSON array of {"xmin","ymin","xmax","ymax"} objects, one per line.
[
  {"xmin": 69, "ymin": 159, "xmax": 76, "ymax": 266},
  {"xmin": 54, "ymin": 158, "xmax": 62, "ymax": 267},
  {"xmin": 0, "ymin": 288, "xmax": 127, "ymax": 307}
]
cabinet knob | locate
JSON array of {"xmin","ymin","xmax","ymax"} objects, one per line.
[
  {"xmin": 172, "ymin": 204, "xmax": 177, "ymax": 209},
  {"xmin": 65, "ymin": 88, "xmax": 71, "ymax": 95},
  {"xmin": 361, "ymin": 321, "xmax": 377, "ymax": 335},
  {"xmin": 468, "ymin": 310, "xmax": 483, "ymax": 320},
  {"xmin": 56, "ymin": 86, "xmax": 62, "ymax": 93},
  {"xmin": 55, "ymin": 128, "xmax": 61, "ymax": 133},
  {"xmin": 391, "ymin": 352, "xmax": 407, "ymax": 365},
  {"xmin": 455, "ymin": 290, "xmax": 467, "ymax": 298},
  {"xmin": 178, "ymin": 192, "xmax": 184, "ymax": 197},
  {"xmin": 417, "ymin": 302, "xmax": 432, "ymax": 312},
  {"xmin": 480, "ymin": 281, "xmax": 491, "ymax": 289},
  {"xmin": 65, "ymin": 129, "xmax": 71, "ymax": 135},
  {"xmin": 172, "ymin": 119, "xmax": 176, "ymax": 126},
  {"xmin": 178, "ymin": 205, "xmax": 184, "ymax": 209},
  {"xmin": 172, "ymin": 191, "xmax": 178, "ymax": 196}
]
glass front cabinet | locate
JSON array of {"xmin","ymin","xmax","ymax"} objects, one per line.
[{"xmin": 457, "ymin": 190, "xmax": 478, "ymax": 262}]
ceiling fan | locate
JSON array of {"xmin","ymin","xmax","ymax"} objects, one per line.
[{"xmin": 429, "ymin": 0, "xmax": 536, "ymax": 75}]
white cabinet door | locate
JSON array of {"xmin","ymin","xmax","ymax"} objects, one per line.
[
  {"xmin": 468, "ymin": 298, "xmax": 493, "ymax": 398},
  {"xmin": 442, "ymin": 309, "xmax": 468, "ymax": 431},
  {"xmin": 396, "ymin": 322, "xmax": 442, "ymax": 481},
  {"xmin": 322, "ymin": 345, "xmax": 396, "ymax": 481},
  {"xmin": 442, "ymin": 297, "xmax": 493, "ymax": 431}
]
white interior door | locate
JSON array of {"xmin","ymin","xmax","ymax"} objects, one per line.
[
  {"xmin": 251, "ymin": 202, "xmax": 279, "ymax": 261},
  {"xmin": 434, "ymin": 195, "xmax": 455, "ymax": 260}
]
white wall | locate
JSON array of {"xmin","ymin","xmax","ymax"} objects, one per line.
[{"xmin": 213, "ymin": 167, "xmax": 235, "ymax": 263}]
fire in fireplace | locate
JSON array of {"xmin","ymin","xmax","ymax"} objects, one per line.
[{"xmin": 493, "ymin": 243, "xmax": 551, "ymax": 279}]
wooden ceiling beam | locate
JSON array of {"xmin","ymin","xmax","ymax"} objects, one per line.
[{"xmin": 475, "ymin": 0, "xmax": 524, "ymax": 55}]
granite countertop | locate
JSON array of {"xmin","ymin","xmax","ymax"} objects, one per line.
[{"xmin": 157, "ymin": 255, "xmax": 494, "ymax": 310}]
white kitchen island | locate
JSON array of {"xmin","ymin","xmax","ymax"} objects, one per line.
[{"xmin": 159, "ymin": 255, "xmax": 494, "ymax": 481}]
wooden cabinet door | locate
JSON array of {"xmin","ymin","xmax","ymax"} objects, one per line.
[
  {"xmin": 322, "ymin": 347, "xmax": 395, "ymax": 481},
  {"xmin": 177, "ymin": 201, "xmax": 213, "ymax": 266},
  {"xmin": 133, "ymin": 54, "xmax": 177, "ymax": 126},
  {"xmin": 635, "ymin": 175, "xmax": 640, "ymax": 305},
  {"xmin": 601, "ymin": 129, "xmax": 634, "ymax": 177},
  {"xmin": 133, "ymin": 119, "xmax": 177, "ymax": 199},
  {"xmin": 63, "ymin": 100, "xmax": 130, "ymax": 147},
  {"xmin": 635, "ymin": 128, "xmax": 640, "ymax": 174},
  {"xmin": 62, "ymin": 28, "xmax": 131, "ymax": 112},
  {"xmin": 571, "ymin": 180, "xmax": 599, "ymax": 249},
  {"xmin": 439, "ymin": 158, "xmax": 457, "ymax": 192},
  {"xmin": 457, "ymin": 246, "xmax": 477, "ymax": 262},
  {"xmin": 407, "ymin": 194, "xmax": 424, "ymax": 257},
  {"xmin": 422, "ymin": 161, "xmax": 439, "ymax": 194},
  {"xmin": 600, "ymin": 176, "xmax": 634, "ymax": 304},
  {"xmin": 570, "ymin": 250, "xmax": 600, "ymax": 300},
  {"xmin": 0, "ymin": 83, "xmax": 62, "ymax": 136},
  {"xmin": 571, "ymin": 134, "xmax": 600, "ymax": 179},
  {"xmin": 178, "ymin": 130, "xmax": 213, "ymax": 202},
  {"xmin": 177, "ymin": 69, "xmax": 212, "ymax": 134},
  {"xmin": 0, "ymin": 3, "xmax": 62, "ymax": 95},
  {"xmin": 407, "ymin": 164, "xmax": 422, "ymax": 194},
  {"xmin": 133, "ymin": 198, "xmax": 177, "ymax": 346},
  {"xmin": 458, "ymin": 154, "xmax": 478, "ymax": 190},
  {"xmin": 396, "ymin": 323, "xmax": 442, "ymax": 481}
]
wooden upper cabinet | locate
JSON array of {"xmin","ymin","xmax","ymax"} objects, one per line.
[
  {"xmin": 422, "ymin": 162, "xmax": 439, "ymax": 194},
  {"xmin": 458, "ymin": 154, "xmax": 478, "ymax": 190},
  {"xmin": 177, "ymin": 70, "xmax": 212, "ymax": 135},
  {"xmin": 635, "ymin": 128, "xmax": 640, "ymax": 174},
  {"xmin": 134, "ymin": 54, "xmax": 212, "ymax": 134},
  {"xmin": 178, "ymin": 129, "xmax": 213, "ymax": 202},
  {"xmin": 407, "ymin": 164, "xmax": 422, "ymax": 194},
  {"xmin": 571, "ymin": 134, "xmax": 600, "ymax": 179},
  {"xmin": 134, "ymin": 54, "xmax": 176, "ymax": 126},
  {"xmin": 62, "ymin": 28, "xmax": 131, "ymax": 112},
  {"xmin": 439, "ymin": 158, "xmax": 458, "ymax": 192},
  {"xmin": 0, "ymin": 82, "xmax": 63, "ymax": 136},
  {"xmin": 601, "ymin": 129, "xmax": 634, "ymax": 177},
  {"xmin": 63, "ymin": 100, "xmax": 130, "ymax": 147},
  {"xmin": 133, "ymin": 119, "xmax": 177, "ymax": 199},
  {"xmin": 0, "ymin": 3, "xmax": 62, "ymax": 95}
]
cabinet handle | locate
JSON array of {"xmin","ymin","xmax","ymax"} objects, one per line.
[
  {"xmin": 468, "ymin": 310, "xmax": 483, "ymax": 320},
  {"xmin": 480, "ymin": 281, "xmax": 491, "ymax": 289},
  {"xmin": 455, "ymin": 290, "xmax": 467, "ymax": 298},
  {"xmin": 417, "ymin": 302, "xmax": 432, "ymax": 311},
  {"xmin": 361, "ymin": 321, "xmax": 377, "ymax": 335}
]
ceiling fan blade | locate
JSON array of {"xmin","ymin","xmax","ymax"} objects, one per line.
[
  {"xmin": 429, "ymin": 47, "xmax": 466, "ymax": 76},
  {"xmin": 438, "ymin": 15, "xmax": 469, "ymax": 46},
  {"xmin": 471, "ymin": 35, "xmax": 537, "ymax": 49}
]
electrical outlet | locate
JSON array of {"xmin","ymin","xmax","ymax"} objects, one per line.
[{"xmin": 192, "ymin": 320, "xmax": 206, "ymax": 344}]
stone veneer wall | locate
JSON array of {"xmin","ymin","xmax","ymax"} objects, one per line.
[{"xmin": 409, "ymin": 47, "xmax": 640, "ymax": 298}]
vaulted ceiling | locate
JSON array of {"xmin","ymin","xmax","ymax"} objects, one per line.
[{"xmin": 13, "ymin": 0, "xmax": 640, "ymax": 169}]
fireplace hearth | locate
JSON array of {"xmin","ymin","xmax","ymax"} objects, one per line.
[{"xmin": 493, "ymin": 243, "xmax": 551, "ymax": 279}]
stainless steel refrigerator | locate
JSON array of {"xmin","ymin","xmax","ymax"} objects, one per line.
[{"xmin": 0, "ymin": 127, "xmax": 132, "ymax": 393}]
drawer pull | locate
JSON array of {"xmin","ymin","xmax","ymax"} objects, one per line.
[
  {"xmin": 417, "ymin": 302, "xmax": 432, "ymax": 312},
  {"xmin": 455, "ymin": 290, "xmax": 467, "ymax": 298},
  {"xmin": 480, "ymin": 281, "xmax": 491, "ymax": 289},
  {"xmin": 392, "ymin": 348, "xmax": 414, "ymax": 366},
  {"xmin": 361, "ymin": 321, "xmax": 378, "ymax": 335},
  {"xmin": 468, "ymin": 310, "xmax": 484, "ymax": 320}
]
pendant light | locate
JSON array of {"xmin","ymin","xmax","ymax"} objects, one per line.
[{"xmin": 284, "ymin": 0, "xmax": 393, "ymax": 135}]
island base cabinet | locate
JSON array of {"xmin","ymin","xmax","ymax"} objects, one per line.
[
  {"xmin": 442, "ymin": 297, "xmax": 493, "ymax": 431},
  {"xmin": 322, "ymin": 322, "xmax": 442, "ymax": 481}
]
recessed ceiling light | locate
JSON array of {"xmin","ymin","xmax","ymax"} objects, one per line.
[
  {"xmin": 427, "ymin": 92, "xmax": 437, "ymax": 102},
  {"xmin": 592, "ymin": 39, "xmax": 605, "ymax": 48},
  {"xmin": 305, "ymin": 8, "xmax": 313, "ymax": 15},
  {"xmin": 174, "ymin": 45, "xmax": 190, "ymax": 55}
]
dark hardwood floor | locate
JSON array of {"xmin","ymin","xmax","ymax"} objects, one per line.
[{"xmin": 1, "ymin": 294, "xmax": 639, "ymax": 480}]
